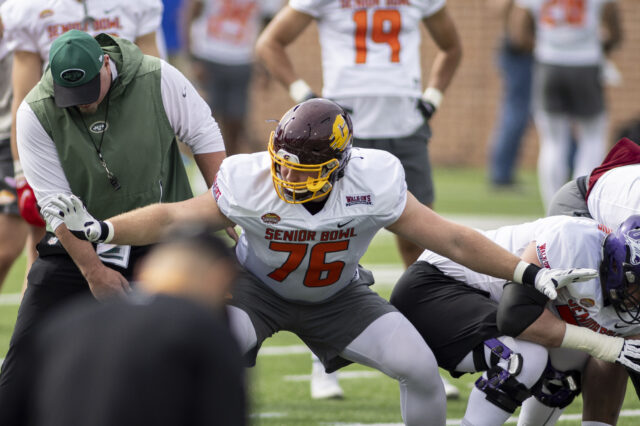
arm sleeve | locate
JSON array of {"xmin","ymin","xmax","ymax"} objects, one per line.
[
  {"xmin": 372, "ymin": 152, "xmax": 407, "ymax": 227},
  {"xmin": 261, "ymin": 0, "xmax": 284, "ymax": 18},
  {"xmin": 419, "ymin": 0, "xmax": 447, "ymax": 18},
  {"xmin": 131, "ymin": 0, "xmax": 163, "ymax": 37},
  {"xmin": 160, "ymin": 60, "xmax": 225, "ymax": 155},
  {"xmin": 0, "ymin": 2, "xmax": 40, "ymax": 54},
  {"xmin": 210, "ymin": 160, "xmax": 234, "ymax": 219},
  {"xmin": 16, "ymin": 102, "xmax": 72, "ymax": 230},
  {"xmin": 288, "ymin": 0, "xmax": 326, "ymax": 18},
  {"xmin": 515, "ymin": 0, "xmax": 537, "ymax": 11}
]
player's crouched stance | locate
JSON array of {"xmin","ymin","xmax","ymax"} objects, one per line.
[
  {"xmin": 391, "ymin": 215, "xmax": 640, "ymax": 425},
  {"xmin": 43, "ymin": 99, "xmax": 597, "ymax": 426}
]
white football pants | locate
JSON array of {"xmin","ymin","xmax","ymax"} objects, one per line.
[{"xmin": 534, "ymin": 110, "xmax": 607, "ymax": 208}]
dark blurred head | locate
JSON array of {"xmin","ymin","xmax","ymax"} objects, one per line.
[
  {"xmin": 615, "ymin": 118, "xmax": 640, "ymax": 146},
  {"xmin": 136, "ymin": 222, "xmax": 236, "ymax": 309}
]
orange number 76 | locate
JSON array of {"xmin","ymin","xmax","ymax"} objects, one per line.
[{"xmin": 267, "ymin": 241, "xmax": 349, "ymax": 287}]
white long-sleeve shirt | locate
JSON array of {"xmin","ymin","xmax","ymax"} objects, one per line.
[{"xmin": 17, "ymin": 60, "xmax": 225, "ymax": 230}]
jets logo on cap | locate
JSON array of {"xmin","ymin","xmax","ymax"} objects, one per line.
[{"xmin": 60, "ymin": 68, "xmax": 86, "ymax": 83}]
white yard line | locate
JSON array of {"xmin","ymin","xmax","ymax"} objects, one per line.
[
  {"xmin": 259, "ymin": 344, "xmax": 310, "ymax": 356},
  {"xmin": 284, "ymin": 371, "xmax": 383, "ymax": 382},
  {"xmin": 0, "ymin": 293, "xmax": 20, "ymax": 305},
  {"xmin": 324, "ymin": 409, "xmax": 640, "ymax": 425}
]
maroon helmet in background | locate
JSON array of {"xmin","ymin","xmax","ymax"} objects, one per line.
[{"xmin": 268, "ymin": 99, "xmax": 353, "ymax": 203}]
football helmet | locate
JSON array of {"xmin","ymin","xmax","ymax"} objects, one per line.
[
  {"xmin": 600, "ymin": 215, "xmax": 640, "ymax": 324},
  {"xmin": 268, "ymin": 98, "xmax": 352, "ymax": 204}
]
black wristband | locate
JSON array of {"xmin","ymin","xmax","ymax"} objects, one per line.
[
  {"xmin": 98, "ymin": 221, "xmax": 110, "ymax": 242},
  {"xmin": 522, "ymin": 264, "xmax": 541, "ymax": 287}
]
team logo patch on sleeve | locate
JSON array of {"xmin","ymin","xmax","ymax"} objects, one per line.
[
  {"xmin": 579, "ymin": 298, "xmax": 596, "ymax": 308},
  {"xmin": 345, "ymin": 193, "xmax": 373, "ymax": 207},
  {"xmin": 39, "ymin": 9, "xmax": 54, "ymax": 18},
  {"xmin": 212, "ymin": 175, "xmax": 222, "ymax": 201},
  {"xmin": 261, "ymin": 213, "xmax": 281, "ymax": 224},
  {"xmin": 536, "ymin": 243, "xmax": 551, "ymax": 269}
]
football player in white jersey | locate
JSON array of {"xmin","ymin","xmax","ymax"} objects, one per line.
[
  {"xmin": 44, "ymin": 99, "xmax": 597, "ymax": 426},
  {"xmin": 255, "ymin": 0, "xmax": 462, "ymax": 399},
  {"xmin": 0, "ymin": 0, "xmax": 163, "ymax": 292},
  {"xmin": 549, "ymin": 137, "xmax": 640, "ymax": 230},
  {"xmin": 255, "ymin": 0, "xmax": 461, "ymax": 268},
  {"xmin": 391, "ymin": 215, "xmax": 640, "ymax": 425},
  {"xmin": 546, "ymin": 136, "xmax": 640, "ymax": 425},
  {"xmin": 509, "ymin": 0, "xmax": 622, "ymax": 208}
]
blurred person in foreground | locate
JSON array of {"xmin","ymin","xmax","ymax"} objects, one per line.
[
  {"xmin": 510, "ymin": 0, "xmax": 622, "ymax": 208},
  {"xmin": 8, "ymin": 223, "xmax": 246, "ymax": 426},
  {"xmin": 183, "ymin": 0, "xmax": 283, "ymax": 155}
]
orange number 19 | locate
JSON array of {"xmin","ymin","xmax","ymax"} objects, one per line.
[{"xmin": 353, "ymin": 9, "xmax": 402, "ymax": 64}]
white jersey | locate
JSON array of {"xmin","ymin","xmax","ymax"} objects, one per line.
[
  {"xmin": 0, "ymin": 0, "xmax": 162, "ymax": 64},
  {"xmin": 214, "ymin": 148, "xmax": 407, "ymax": 303},
  {"xmin": 190, "ymin": 0, "xmax": 282, "ymax": 65},
  {"xmin": 419, "ymin": 216, "xmax": 640, "ymax": 337},
  {"xmin": 588, "ymin": 164, "xmax": 640, "ymax": 230},
  {"xmin": 289, "ymin": 0, "xmax": 444, "ymax": 139},
  {"xmin": 516, "ymin": 0, "xmax": 615, "ymax": 66}
]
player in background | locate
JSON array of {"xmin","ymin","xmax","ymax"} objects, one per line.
[
  {"xmin": 391, "ymin": 215, "xmax": 640, "ymax": 425},
  {"xmin": 0, "ymin": 0, "xmax": 163, "ymax": 294},
  {"xmin": 545, "ymin": 137, "xmax": 640, "ymax": 425},
  {"xmin": 255, "ymin": 0, "xmax": 462, "ymax": 399},
  {"xmin": 182, "ymin": 0, "xmax": 283, "ymax": 155},
  {"xmin": 509, "ymin": 0, "xmax": 622, "ymax": 208},
  {"xmin": 45, "ymin": 99, "xmax": 598, "ymax": 426},
  {"xmin": 0, "ymin": 2, "xmax": 31, "ymax": 292}
]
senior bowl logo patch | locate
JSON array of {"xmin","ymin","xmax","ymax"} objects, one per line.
[
  {"xmin": 579, "ymin": 298, "xmax": 595, "ymax": 308},
  {"xmin": 261, "ymin": 213, "xmax": 281, "ymax": 224},
  {"xmin": 89, "ymin": 121, "xmax": 108, "ymax": 133},
  {"xmin": 345, "ymin": 193, "xmax": 373, "ymax": 207},
  {"xmin": 39, "ymin": 9, "xmax": 54, "ymax": 19}
]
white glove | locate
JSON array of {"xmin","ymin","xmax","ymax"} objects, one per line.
[
  {"xmin": 534, "ymin": 267, "xmax": 599, "ymax": 300},
  {"xmin": 42, "ymin": 194, "xmax": 112, "ymax": 243},
  {"xmin": 616, "ymin": 340, "xmax": 640, "ymax": 373}
]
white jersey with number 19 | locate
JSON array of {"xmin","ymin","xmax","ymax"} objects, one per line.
[
  {"xmin": 213, "ymin": 148, "xmax": 407, "ymax": 303},
  {"xmin": 289, "ymin": 0, "xmax": 445, "ymax": 99}
]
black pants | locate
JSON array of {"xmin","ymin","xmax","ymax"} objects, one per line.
[{"xmin": 0, "ymin": 237, "xmax": 151, "ymax": 425}]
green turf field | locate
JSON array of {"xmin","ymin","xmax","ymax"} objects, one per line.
[{"xmin": 0, "ymin": 168, "xmax": 638, "ymax": 424}]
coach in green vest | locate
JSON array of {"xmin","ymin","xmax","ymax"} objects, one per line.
[{"xmin": 0, "ymin": 30, "xmax": 226, "ymax": 420}]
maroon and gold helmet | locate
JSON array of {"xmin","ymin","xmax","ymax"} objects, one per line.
[{"xmin": 268, "ymin": 98, "xmax": 353, "ymax": 203}]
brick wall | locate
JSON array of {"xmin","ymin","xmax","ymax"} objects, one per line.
[{"xmin": 247, "ymin": 1, "xmax": 640, "ymax": 168}]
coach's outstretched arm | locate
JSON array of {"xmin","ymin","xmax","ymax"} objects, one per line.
[
  {"xmin": 43, "ymin": 192, "xmax": 234, "ymax": 246},
  {"xmin": 387, "ymin": 193, "xmax": 597, "ymax": 299}
]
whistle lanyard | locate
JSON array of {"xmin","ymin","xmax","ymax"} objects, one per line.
[{"xmin": 75, "ymin": 91, "xmax": 121, "ymax": 191}]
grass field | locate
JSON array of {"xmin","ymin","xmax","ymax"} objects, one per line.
[{"xmin": 1, "ymin": 167, "xmax": 638, "ymax": 425}]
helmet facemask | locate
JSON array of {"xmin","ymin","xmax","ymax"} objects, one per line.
[
  {"xmin": 600, "ymin": 221, "xmax": 640, "ymax": 325},
  {"xmin": 268, "ymin": 132, "xmax": 341, "ymax": 204}
]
